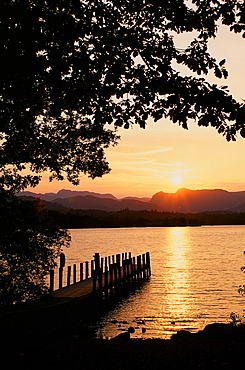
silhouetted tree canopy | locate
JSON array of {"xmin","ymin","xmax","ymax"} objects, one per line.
[
  {"xmin": 1, "ymin": 0, "xmax": 245, "ymax": 190},
  {"xmin": 0, "ymin": 189, "xmax": 70, "ymax": 306}
]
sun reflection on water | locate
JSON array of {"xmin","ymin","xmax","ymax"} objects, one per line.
[
  {"xmin": 67, "ymin": 226, "xmax": 245, "ymax": 339},
  {"xmin": 160, "ymin": 227, "xmax": 194, "ymax": 329}
]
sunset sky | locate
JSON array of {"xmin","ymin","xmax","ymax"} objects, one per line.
[{"xmin": 26, "ymin": 26, "xmax": 245, "ymax": 199}]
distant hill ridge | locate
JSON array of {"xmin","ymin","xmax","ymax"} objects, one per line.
[
  {"xmin": 150, "ymin": 188, "xmax": 245, "ymax": 213},
  {"xmin": 17, "ymin": 188, "xmax": 245, "ymax": 213},
  {"xmin": 18, "ymin": 189, "xmax": 117, "ymax": 201}
]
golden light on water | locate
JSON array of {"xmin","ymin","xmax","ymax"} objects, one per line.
[
  {"xmin": 68, "ymin": 227, "xmax": 245, "ymax": 340},
  {"xmin": 163, "ymin": 227, "xmax": 191, "ymax": 319}
]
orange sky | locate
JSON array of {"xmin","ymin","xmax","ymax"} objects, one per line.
[{"xmin": 25, "ymin": 26, "xmax": 245, "ymax": 199}]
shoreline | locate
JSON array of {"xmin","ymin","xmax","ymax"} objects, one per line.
[
  {"xmin": 2, "ymin": 292, "xmax": 245, "ymax": 368},
  {"xmin": 1, "ymin": 297, "xmax": 245, "ymax": 368},
  {"xmin": 2, "ymin": 324, "xmax": 245, "ymax": 369},
  {"xmin": 2, "ymin": 277, "xmax": 245, "ymax": 368}
]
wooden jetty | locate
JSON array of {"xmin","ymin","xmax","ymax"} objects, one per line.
[
  {"xmin": 0, "ymin": 252, "xmax": 151, "ymax": 344},
  {"xmin": 50, "ymin": 252, "xmax": 151, "ymax": 301}
]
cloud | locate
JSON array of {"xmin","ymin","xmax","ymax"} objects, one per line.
[
  {"xmin": 131, "ymin": 147, "xmax": 174, "ymax": 156},
  {"xmin": 108, "ymin": 146, "xmax": 174, "ymax": 158},
  {"xmin": 137, "ymin": 167, "xmax": 193, "ymax": 175}
]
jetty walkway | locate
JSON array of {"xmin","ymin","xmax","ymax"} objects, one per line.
[{"xmin": 50, "ymin": 252, "xmax": 151, "ymax": 301}]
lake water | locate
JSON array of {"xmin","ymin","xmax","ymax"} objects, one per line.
[{"xmin": 62, "ymin": 226, "xmax": 245, "ymax": 339}]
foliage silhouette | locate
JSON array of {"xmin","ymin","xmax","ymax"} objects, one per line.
[
  {"xmin": 2, "ymin": 0, "xmax": 245, "ymax": 304},
  {"xmin": 0, "ymin": 189, "xmax": 70, "ymax": 306},
  {"xmin": 1, "ymin": 1, "xmax": 245, "ymax": 190},
  {"xmin": 46, "ymin": 207, "xmax": 245, "ymax": 229}
]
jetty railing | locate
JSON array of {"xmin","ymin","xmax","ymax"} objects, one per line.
[
  {"xmin": 49, "ymin": 257, "xmax": 93, "ymax": 292},
  {"xmin": 49, "ymin": 252, "xmax": 151, "ymax": 296},
  {"xmin": 92, "ymin": 252, "xmax": 151, "ymax": 296}
]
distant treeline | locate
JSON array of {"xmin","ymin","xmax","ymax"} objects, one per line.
[{"xmin": 48, "ymin": 208, "xmax": 245, "ymax": 229}]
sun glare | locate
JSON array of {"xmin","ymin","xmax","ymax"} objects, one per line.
[{"xmin": 171, "ymin": 174, "xmax": 183, "ymax": 186}]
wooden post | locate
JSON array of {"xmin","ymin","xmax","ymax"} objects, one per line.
[
  {"xmin": 114, "ymin": 263, "xmax": 118, "ymax": 291},
  {"xmin": 137, "ymin": 255, "xmax": 141, "ymax": 283},
  {"xmin": 144, "ymin": 254, "xmax": 148, "ymax": 279},
  {"xmin": 140, "ymin": 254, "xmax": 143, "ymax": 280},
  {"xmin": 85, "ymin": 261, "xmax": 89, "ymax": 279},
  {"xmin": 98, "ymin": 268, "xmax": 103, "ymax": 296},
  {"xmin": 59, "ymin": 267, "xmax": 63, "ymax": 289},
  {"xmin": 116, "ymin": 254, "xmax": 121, "ymax": 288},
  {"xmin": 99, "ymin": 258, "xmax": 104, "ymax": 295},
  {"xmin": 109, "ymin": 262, "xmax": 114, "ymax": 294},
  {"xmin": 91, "ymin": 260, "xmax": 94, "ymax": 278},
  {"xmin": 129, "ymin": 257, "xmax": 132, "ymax": 284},
  {"xmin": 146, "ymin": 252, "xmax": 151, "ymax": 277},
  {"xmin": 124, "ymin": 259, "xmax": 127, "ymax": 285},
  {"xmin": 80, "ymin": 263, "xmax": 83, "ymax": 281},
  {"xmin": 127, "ymin": 258, "xmax": 130, "ymax": 285},
  {"xmin": 122, "ymin": 259, "xmax": 126, "ymax": 286},
  {"xmin": 49, "ymin": 270, "xmax": 54, "ymax": 292},
  {"xmin": 60, "ymin": 253, "xmax": 66, "ymax": 268},
  {"xmin": 116, "ymin": 254, "xmax": 120, "ymax": 266},
  {"xmin": 126, "ymin": 259, "xmax": 130, "ymax": 284},
  {"xmin": 93, "ymin": 269, "xmax": 97, "ymax": 292},
  {"xmin": 142, "ymin": 253, "xmax": 146, "ymax": 281},
  {"xmin": 73, "ymin": 264, "xmax": 76, "ymax": 284},
  {"xmin": 132, "ymin": 257, "xmax": 136, "ymax": 284},
  {"xmin": 94, "ymin": 253, "xmax": 100, "ymax": 272},
  {"xmin": 104, "ymin": 257, "xmax": 108, "ymax": 298},
  {"xmin": 128, "ymin": 252, "xmax": 132, "ymax": 283},
  {"xmin": 101, "ymin": 257, "xmax": 104, "ymax": 274},
  {"xmin": 67, "ymin": 266, "xmax": 71, "ymax": 286}
]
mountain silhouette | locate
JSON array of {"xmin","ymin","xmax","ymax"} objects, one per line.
[
  {"xmin": 18, "ymin": 189, "xmax": 117, "ymax": 202},
  {"xmin": 17, "ymin": 188, "xmax": 245, "ymax": 213},
  {"xmin": 50, "ymin": 195, "xmax": 154, "ymax": 211},
  {"xmin": 150, "ymin": 188, "xmax": 245, "ymax": 213}
]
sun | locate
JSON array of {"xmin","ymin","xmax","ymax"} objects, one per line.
[{"xmin": 171, "ymin": 174, "xmax": 183, "ymax": 186}]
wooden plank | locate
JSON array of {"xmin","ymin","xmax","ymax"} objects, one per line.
[{"xmin": 51, "ymin": 278, "xmax": 93, "ymax": 299}]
